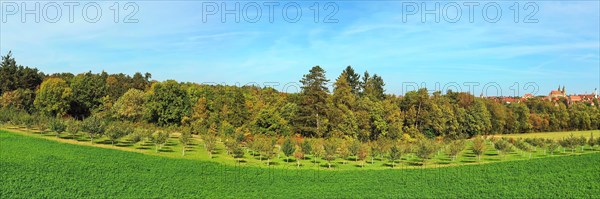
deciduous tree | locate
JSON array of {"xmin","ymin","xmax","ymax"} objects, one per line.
[
  {"xmin": 493, "ymin": 139, "xmax": 512, "ymax": 160},
  {"xmin": 34, "ymin": 78, "xmax": 72, "ymax": 117},
  {"xmin": 447, "ymin": 139, "xmax": 466, "ymax": 161},
  {"xmin": 179, "ymin": 128, "xmax": 192, "ymax": 156},
  {"xmin": 65, "ymin": 119, "xmax": 80, "ymax": 139},
  {"xmin": 324, "ymin": 138, "xmax": 338, "ymax": 168},
  {"xmin": 112, "ymin": 88, "xmax": 146, "ymax": 122},
  {"xmin": 357, "ymin": 142, "xmax": 370, "ymax": 167},
  {"xmin": 151, "ymin": 130, "xmax": 170, "ymax": 153},
  {"xmin": 145, "ymin": 80, "xmax": 191, "ymax": 126},
  {"xmin": 82, "ymin": 116, "xmax": 105, "ymax": 144},
  {"xmin": 105, "ymin": 123, "xmax": 132, "ymax": 145},
  {"xmin": 415, "ymin": 139, "xmax": 436, "ymax": 166},
  {"xmin": 49, "ymin": 118, "xmax": 66, "ymax": 137},
  {"xmin": 203, "ymin": 134, "xmax": 217, "ymax": 158},
  {"xmin": 293, "ymin": 145, "xmax": 304, "ymax": 168},
  {"xmin": 472, "ymin": 136, "xmax": 487, "ymax": 161}
]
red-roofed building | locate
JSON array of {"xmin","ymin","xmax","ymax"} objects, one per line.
[
  {"xmin": 502, "ymin": 97, "xmax": 521, "ymax": 104},
  {"xmin": 569, "ymin": 95, "xmax": 582, "ymax": 103},
  {"xmin": 548, "ymin": 90, "xmax": 565, "ymax": 100}
]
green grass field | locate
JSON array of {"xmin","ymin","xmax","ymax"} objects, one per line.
[{"xmin": 1, "ymin": 130, "xmax": 599, "ymax": 198}]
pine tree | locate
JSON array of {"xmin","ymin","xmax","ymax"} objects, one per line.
[
  {"xmin": 331, "ymin": 71, "xmax": 359, "ymax": 138},
  {"xmin": 297, "ymin": 66, "xmax": 329, "ymax": 137},
  {"xmin": 281, "ymin": 137, "xmax": 295, "ymax": 162},
  {"xmin": 342, "ymin": 66, "xmax": 361, "ymax": 95}
]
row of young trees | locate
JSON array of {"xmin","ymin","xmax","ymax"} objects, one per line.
[
  {"xmin": 5, "ymin": 110, "xmax": 598, "ymax": 169},
  {"xmin": 1, "ymin": 52, "xmax": 600, "ymax": 143}
]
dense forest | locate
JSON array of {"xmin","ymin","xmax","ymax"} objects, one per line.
[{"xmin": 1, "ymin": 51, "xmax": 599, "ymax": 142}]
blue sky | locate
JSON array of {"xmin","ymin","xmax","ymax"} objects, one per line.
[{"xmin": 1, "ymin": 1, "xmax": 598, "ymax": 96}]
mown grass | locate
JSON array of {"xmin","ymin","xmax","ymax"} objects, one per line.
[
  {"xmin": 1, "ymin": 130, "xmax": 599, "ymax": 198},
  {"xmin": 497, "ymin": 130, "xmax": 599, "ymax": 140}
]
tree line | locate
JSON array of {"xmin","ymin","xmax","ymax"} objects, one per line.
[{"xmin": 1, "ymin": 51, "xmax": 599, "ymax": 143}]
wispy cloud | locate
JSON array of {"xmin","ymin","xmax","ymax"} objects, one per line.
[{"xmin": 1, "ymin": 1, "xmax": 598, "ymax": 94}]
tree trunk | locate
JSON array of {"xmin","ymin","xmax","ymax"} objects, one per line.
[
  {"xmin": 297, "ymin": 159, "xmax": 300, "ymax": 168},
  {"xmin": 182, "ymin": 145, "xmax": 186, "ymax": 156}
]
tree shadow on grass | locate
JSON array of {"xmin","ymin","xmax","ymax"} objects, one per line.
[
  {"xmin": 164, "ymin": 142, "xmax": 177, "ymax": 147},
  {"xmin": 336, "ymin": 160, "xmax": 351, "ymax": 165},
  {"xmin": 158, "ymin": 148, "xmax": 174, "ymax": 153},
  {"xmin": 267, "ymin": 161, "xmax": 280, "ymax": 166},
  {"xmin": 438, "ymin": 157, "xmax": 452, "ymax": 161},
  {"xmin": 141, "ymin": 142, "xmax": 154, "ymax": 147},
  {"xmin": 408, "ymin": 161, "xmax": 423, "ymax": 166},
  {"xmin": 484, "ymin": 158, "xmax": 501, "ymax": 162},
  {"xmin": 310, "ymin": 160, "xmax": 322, "ymax": 165},
  {"xmin": 116, "ymin": 142, "xmax": 133, "ymax": 147},
  {"xmin": 436, "ymin": 161, "xmax": 451, "ymax": 165},
  {"xmin": 354, "ymin": 164, "xmax": 368, "ymax": 168},
  {"xmin": 319, "ymin": 163, "xmax": 337, "ymax": 169},
  {"xmin": 63, "ymin": 135, "xmax": 79, "ymax": 140},
  {"xmin": 98, "ymin": 140, "xmax": 113, "ymax": 145},
  {"xmin": 383, "ymin": 163, "xmax": 398, "ymax": 168}
]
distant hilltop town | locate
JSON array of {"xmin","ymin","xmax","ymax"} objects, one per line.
[{"xmin": 483, "ymin": 86, "xmax": 598, "ymax": 106}]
